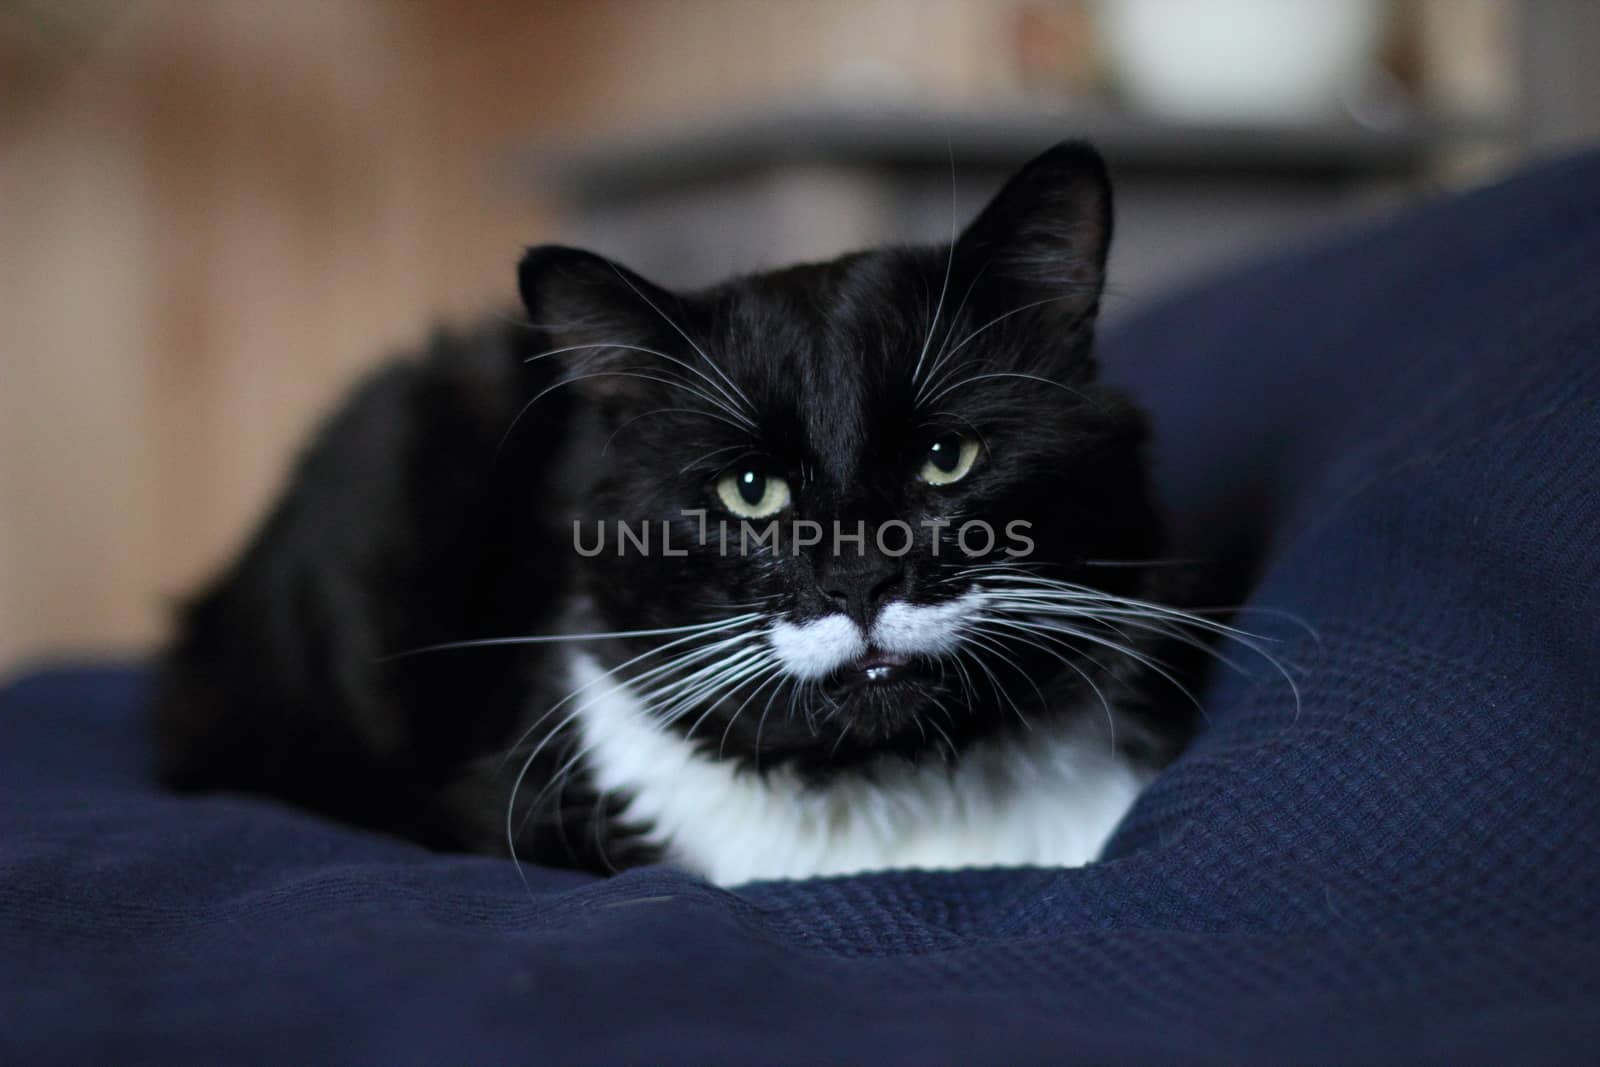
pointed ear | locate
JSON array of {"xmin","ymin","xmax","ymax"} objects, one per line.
[
  {"xmin": 517, "ymin": 245, "xmax": 681, "ymax": 406},
  {"xmin": 956, "ymin": 141, "xmax": 1112, "ymax": 328},
  {"xmin": 517, "ymin": 244, "xmax": 672, "ymax": 336}
]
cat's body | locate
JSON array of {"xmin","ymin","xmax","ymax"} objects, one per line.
[{"xmin": 155, "ymin": 143, "xmax": 1205, "ymax": 884}]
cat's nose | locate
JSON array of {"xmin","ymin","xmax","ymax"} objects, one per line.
[{"xmin": 816, "ymin": 555, "xmax": 906, "ymax": 629}]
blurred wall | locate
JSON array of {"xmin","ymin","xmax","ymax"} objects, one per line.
[{"xmin": 1, "ymin": 1, "xmax": 557, "ymax": 671}]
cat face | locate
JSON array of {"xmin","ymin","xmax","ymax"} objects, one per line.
[{"xmin": 519, "ymin": 143, "xmax": 1163, "ymax": 771}]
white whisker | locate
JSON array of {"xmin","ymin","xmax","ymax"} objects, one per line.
[
  {"xmin": 604, "ymin": 263, "xmax": 757, "ymax": 421},
  {"xmin": 954, "ymin": 566, "xmax": 1305, "ymax": 720},
  {"xmin": 500, "ymin": 614, "xmax": 764, "ymax": 887},
  {"xmin": 387, "ymin": 612, "xmax": 761, "ymax": 661},
  {"xmin": 910, "ymin": 135, "xmax": 959, "ymax": 392},
  {"xmin": 921, "ymin": 371, "xmax": 1101, "ymax": 412},
  {"xmin": 525, "ymin": 340, "xmax": 754, "ymax": 428}
]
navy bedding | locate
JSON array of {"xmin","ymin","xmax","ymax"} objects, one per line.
[{"xmin": 4, "ymin": 151, "xmax": 1599, "ymax": 1065}]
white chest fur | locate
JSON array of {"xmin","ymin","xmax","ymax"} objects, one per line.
[{"xmin": 568, "ymin": 651, "xmax": 1150, "ymax": 886}]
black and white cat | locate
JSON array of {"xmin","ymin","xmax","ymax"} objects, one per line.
[{"xmin": 155, "ymin": 142, "xmax": 1214, "ymax": 886}]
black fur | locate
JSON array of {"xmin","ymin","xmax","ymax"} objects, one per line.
[{"xmin": 154, "ymin": 143, "xmax": 1198, "ymax": 874}]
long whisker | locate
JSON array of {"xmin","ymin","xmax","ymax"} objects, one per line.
[
  {"xmin": 962, "ymin": 567, "xmax": 1292, "ymax": 646},
  {"xmin": 714, "ymin": 663, "xmax": 787, "ymax": 758},
  {"xmin": 960, "ymin": 567, "xmax": 1304, "ymax": 717},
  {"xmin": 385, "ymin": 613, "xmax": 762, "ymax": 661},
  {"xmin": 605, "ymin": 263, "xmax": 757, "ymax": 419},
  {"xmin": 990, "ymin": 592, "xmax": 1303, "ymax": 688},
  {"xmin": 524, "ymin": 340, "xmax": 755, "ymax": 430},
  {"xmin": 602, "ymin": 407, "xmax": 724, "ymax": 456},
  {"xmin": 952, "ymin": 628, "xmax": 1041, "ymax": 732},
  {"xmin": 500, "ymin": 368, "xmax": 753, "ymax": 457},
  {"xmin": 994, "ymin": 611, "xmax": 1207, "ymax": 717},
  {"xmin": 911, "ymin": 135, "xmax": 958, "ymax": 391},
  {"xmin": 915, "ymin": 257, "xmax": 992, "ymax": 404},
  {"xmin": 519, "ymin": 641, "xmax": 771, "ymax": 831},
  {"xmin": 937, "ymin": 293, "xmax": 1085, "ymax": 364},
  {"xmin": 499, "ymin": 622, "xmax": 758, "ymax": 773},
  {"xmin": 500, "ymin": 615, "xmax": 763, "ymax": 888},
  {"xmin": 750, "ymin": 673, "xmax": 792, "ymax": 771},
  {"xmin": 647, "ymin": 649, "xmax": 771, "ymax": 725},
  {"xmin": 969, "ymin": 619, "xmax": 1117, "ymax": 739},
  {"xmin": 924, "ymin": 712, "xmax": 956, "ymax": 758},
  {"xmin": 922, "ymin": 371, "xmax": 1101, "ymax": 412},
  {"xmin": 678, "ymin": 443, "xmax": 748, "ymax": 475}
]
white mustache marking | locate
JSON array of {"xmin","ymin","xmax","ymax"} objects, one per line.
[
  {"xmin": 767, "ymin": 614, "xmax": 865, "ymax": 680},
  {"xmin": 767, "ymin": 591, "xmax": 986, "ymax": 679}
]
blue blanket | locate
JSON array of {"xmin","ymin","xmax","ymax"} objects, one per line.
[{"xmin": 4, "ymin": 152, "xmax": 1599, "ymax": 1065}]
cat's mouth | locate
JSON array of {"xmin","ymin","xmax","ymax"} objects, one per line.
[{"xmin": 828, "ymin": 646, "xmax": 919, "ymax": 689}]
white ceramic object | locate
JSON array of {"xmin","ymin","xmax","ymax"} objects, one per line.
[{"xmin": 1098, "ymin": 0, "xmax": 1384, "ymax": 122}]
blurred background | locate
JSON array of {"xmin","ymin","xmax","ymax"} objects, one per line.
[{"xmin": 3, "ymin": 0, "xmax": 1597, "ymax": 675}]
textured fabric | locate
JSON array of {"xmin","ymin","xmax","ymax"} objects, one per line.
[{"xmin": 4, "ymin": 151, "xmax": 1600, "ymax": 1065}]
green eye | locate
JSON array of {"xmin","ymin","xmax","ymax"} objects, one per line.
[
  {"xmin": 716, "ymin": 467, "xmax": 791, "ymax": 519},
  {"xmin": 919, "ymin": 433, "xmax": 980, "ymax": 486}
]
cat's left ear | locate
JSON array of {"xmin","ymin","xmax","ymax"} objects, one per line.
[{"xmin": 955, "ymin": 141, "xmax": 1112, "ymax": 329}]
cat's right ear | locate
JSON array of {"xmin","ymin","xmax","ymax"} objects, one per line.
[
  {"xmin": 518, "ymin": 245, "xmax": 690, "ymax": 406},
  {"xmin": 517, "ymin": 244, "xmax": 670, "ymax": 338}
]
